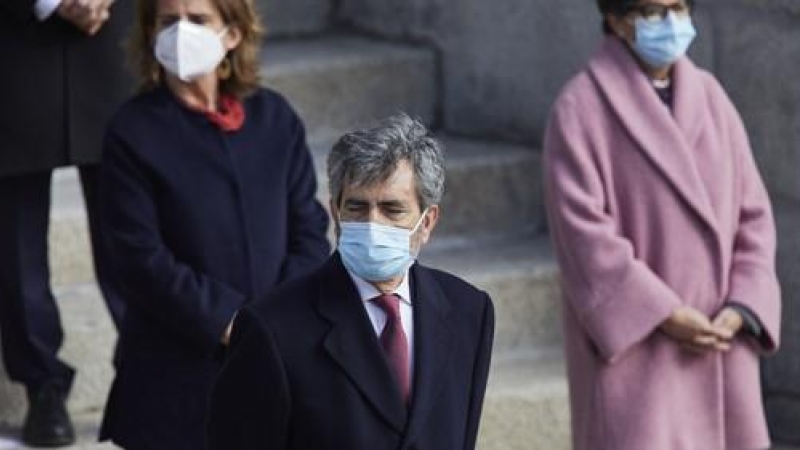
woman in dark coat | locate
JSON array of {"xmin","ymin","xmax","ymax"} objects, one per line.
[{"xmin": 98, "ymin": 0, "xmax": 330, "ymax": 448}]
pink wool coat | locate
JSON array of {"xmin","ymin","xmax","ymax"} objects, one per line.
[{"xmin": 543, "ymin": 37, "xmax": 781, "ymax": 450}]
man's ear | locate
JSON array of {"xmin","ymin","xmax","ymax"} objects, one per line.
[{"xmin": 419, "ymin": 205, "xmax": 440, "ymax": 245}]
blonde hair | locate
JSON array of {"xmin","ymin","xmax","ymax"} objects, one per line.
[{"xmin": 128, "ymin": 0, "xmax": 265, "ymax": 98}]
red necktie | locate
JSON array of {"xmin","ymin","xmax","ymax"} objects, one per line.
[{"xmin": 372, "ymin": 294, "xmax": 411, "ymax": 405}]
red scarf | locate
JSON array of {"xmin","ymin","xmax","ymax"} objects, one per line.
[{"xmin": 203, "ymin": 95, "xmax": 245, "ymax": 132}]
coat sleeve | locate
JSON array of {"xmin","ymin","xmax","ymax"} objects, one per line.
[
  {"xmin": 278, "ymin": 111, "xmax": 331, "ymax": 283},
  {"xmin": 0, "ymin": 0, "xmax": 35, "ymax": 21},
  {"xmin": 207, "ymin": 307, "xmax": 291, "ymax": 450},
  {"xmin": 101, "ymin": 126, "xmax": 244, "ymax": 354},
  {"xmin": 543, "ymin": 95, "xmax": 682, "ymax": 363},
  {"xmin": 722, "ymin": 91, "xmax": 781, "ymax": 353},
  {"xmin": 463, "ymin": 293, "xmax": 495, "ymax": 450}
]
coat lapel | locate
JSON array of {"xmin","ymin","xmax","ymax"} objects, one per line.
[
  {"xmin": 587, "ymin": 36, "xmax": 718, "ymax": 233},
  {"xmin": 316, "ymin": 254, "xmax": 408, "ymax": 433},
  {"xmin": 402, "ymin": 264, "xmax": 454, "ymax": 445}
]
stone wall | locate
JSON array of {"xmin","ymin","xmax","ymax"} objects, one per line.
[
  {"xmin": 705, "ymin": 2, "xmax": 800, "ymax": 445},
  {"xmin": 337, "ymin": 0, "xmax": 718, "ymax": 143},
  {"xmin": 337, "ymin": 0, "xmax": 800, "ymax": 445},
  {"xmin": 255, "ymin": 0, "xmax": 331, "ymax": 37}
]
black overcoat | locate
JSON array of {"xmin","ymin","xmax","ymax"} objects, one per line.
[
  {"xmin": 0, "ymin": 0, "xmax": 133, "ymax": 176},
  {"xmin": 207, "ymin": 254, "xmax": 495, "ymax": 450}
]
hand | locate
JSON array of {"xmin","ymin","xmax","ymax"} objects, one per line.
[
  {"xmin": 711, "ymin": 307, "xmax": 744, "ymax": 338},
  {"xmin": 659, "ymin": 306, "xmax": 733, "ymax": 353},
  {"xmin": 57, "ymin": 0, "xmax": 113, "ymax": 35}
]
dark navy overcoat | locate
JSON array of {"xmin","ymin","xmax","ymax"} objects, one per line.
[{"xmin": 98, "ymin": 86, "xmax": 330, "ymax": 450}]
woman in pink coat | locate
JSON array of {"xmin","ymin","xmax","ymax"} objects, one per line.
[{"xmin": 543, "ymin": 1, "xmax": 781, "ymax": 449}]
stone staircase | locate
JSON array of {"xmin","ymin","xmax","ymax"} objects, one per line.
[
  {"xmin": 1, "ymin": 2, "xmax": 798, "ymax": 450},
  {"xmin": 1, "ymin": 0, "xmax": 562, "ymax": 448}
]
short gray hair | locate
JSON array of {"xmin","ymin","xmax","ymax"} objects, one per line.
[{"xmin": 327, "ymin": 113, "xmax": 445, "ymax": 211}]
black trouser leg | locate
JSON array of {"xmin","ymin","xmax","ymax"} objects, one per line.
[
  {"xmin": 78, "ymin": 165, "xmax": 125, "ymax": 328},
  {"xmin": 0, "ymin": 171, "xmax": 75, "ymax": 395}
]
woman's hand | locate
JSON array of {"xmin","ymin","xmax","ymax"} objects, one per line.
[
  {"xmin": 711, "ymin": 307, "xmax": 744, "ymax": 337},
  {"xmin": 660, "ymin": 305, "xmax": 733, "ymax": 353}
]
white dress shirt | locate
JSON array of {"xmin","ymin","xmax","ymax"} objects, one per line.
[
  {"xmin": 34, "ymin": 0, "xmax": 61, "ymax": 20},
  {"xmin": 347, "ymin": 269, "xmax": 415, "ymax": 375}
]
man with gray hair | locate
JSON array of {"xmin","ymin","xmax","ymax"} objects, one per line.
[{"xmin": 207, "ymin": 114, "xmax": 495, "ymax": 450}]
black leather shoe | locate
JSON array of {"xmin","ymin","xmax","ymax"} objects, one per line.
[{"xmin": 22, "ymin": 383, "xmax": 76, "ymax": 447}]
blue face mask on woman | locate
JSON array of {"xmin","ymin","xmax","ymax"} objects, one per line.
[
  {"xmin": 633, "ymin": 12, "xmax": 697, "ymax": 68},
  {"xmin": 338, "ymin": 210, "xmax": 428, "ymax": 282}
]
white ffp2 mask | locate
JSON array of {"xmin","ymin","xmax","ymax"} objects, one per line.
[{"xmin": 154, "ymin": 21, "xmax": 228, "ymax": 82}]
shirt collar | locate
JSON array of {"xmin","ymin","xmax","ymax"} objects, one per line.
[
  {"xmin": 651, "ymin": 76, "xmax": 672, "ymax": 90},
  {"xmin": 346, "ymin": 269, "xmax": 412, "ymax": 306}
]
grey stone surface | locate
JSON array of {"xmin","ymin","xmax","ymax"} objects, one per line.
[
  {"xmin": 764, "ymin": 198, "xmax": 800, "ymax": 444},
  {"xmin": 478, "ymin": 350, "xmax": 571, "ymax": 450},
  {"xmin": 337, "ymin": 0, "xmax": 442, "ymax": 39},
  {"xmin": 49, "ymin": 168, "xmax": 94, "ymax": 288},
  {"xmin": 261, "ymin": 35, "xmax": 437, "ymax": 145},
  {"xmin": 309, "ymin": 135, "xmax": 545, "ymax": 237},
  {"xmin": 254, "ymin": 0, "xmax": 330, "ymax": 37},
  {"xmin": 437, "ymin": 137, "xmax": 544, "ymax": 237},
  {"xmin": 50, "ymin": 136, "xmax": 545, "ymax": 286},
  {"xmin": 687, "ymin": 4, "xmax": 717, "ymax": 72},
  {"xmin": 765, "ymin": 396, "xmax": 800, "ymax": 446},
  {"xmin": 711, "ymin": 3, "xmax": 800, "ymax": 203},
  {"xmin": 421, "ymin": 236, "xmax": 562, "ymax": 355},
  {"xmin": 337, "ymin": 0, "xmax": 714, "ymax": 144},
  {"xmin": 716, "ymin": 3, "xmax": 800, "ymax": 441},
  {"xmin": 702, "ymin": 0, "xmax": 800, "ymax": 16},
  {"xmin": 437, "ymin": 0, "xmax": 598, "ymax": 144},
  {"xmin": 0, "ymin": 284, "xmax": 116, "ymax": 426}
]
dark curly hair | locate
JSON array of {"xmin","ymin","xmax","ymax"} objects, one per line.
[{"xmin": 596, "ymin": 0, "xmax": 695, "ymax": 34}]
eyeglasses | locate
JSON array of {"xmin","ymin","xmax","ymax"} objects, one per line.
[{"xmin": 625, "ymin": 2, "xmax": 692, "ymax": 22}]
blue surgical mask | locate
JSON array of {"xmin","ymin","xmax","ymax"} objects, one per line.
[
  {"xmin": 632, "ymin": 12, "xmax": 697, "ymax": 68},
  {"xmin": 338, "ymin": 210, "xmax": 427, "ymax": 282}
]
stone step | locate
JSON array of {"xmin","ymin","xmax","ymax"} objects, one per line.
[
  {"xmin": 49, "ymin": 163, "xmax": 558, "ymax": 353},
  {"xmin": 255, "ymin": 0, "xmax": 331, "ymax": 38},
  {"xmin": 6, "ymin": 233, "xmax": 560, "ymax": 422},
  {"xmin": 49, "ymin": 134, "xmax": 544, "ymax": 287},
  {"xmin": 478, "ymin": 350, "xmax": 571, "ymax": 450},
  {"xmin": 420, "ymin": 235, "xmax": 561, "ymax": 355},
  {"xmin": 436, "ymin": 136, "xmax": 544, "ymax": 238},
  {"xmin": 309, "ymin": 135, "xmax": 544, "ymax": 236},
  {"xmin": 261, "ymin": 34, "xmax": 436, "ymax": 146}
]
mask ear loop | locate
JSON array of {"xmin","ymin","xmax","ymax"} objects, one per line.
[
  {"xmin": 410, "ymin": 207, "xmax": 430, "ymax": 234},
  {"xmin": 408, "ymin": 207, "xmax": 431, "ymax": 260}
]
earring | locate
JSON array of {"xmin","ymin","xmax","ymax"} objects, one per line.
[
  {"xmin": 151, "ymin": 66, "xmax": 162, "ymax": 84},
  {"xmin": 217, "ymin": 57, "xmax": 232, "ymax": 80}
]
